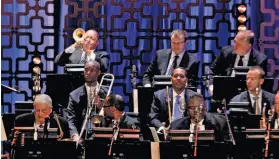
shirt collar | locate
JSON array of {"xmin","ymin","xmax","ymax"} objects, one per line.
[
  {"xmin": 173, "ymin": 89, "xmax": 185, "ymax": 98},
  {"xmin": 171, "ymin": 50, "xmax": 185, "ymax": 59}
]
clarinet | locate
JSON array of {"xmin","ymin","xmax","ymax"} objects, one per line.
[
  {"xmin": 193, "ymin": 104, "xmax": 203, "ymax": 157},
  {"xmin": 222, "ymin": 99, "xmax": 236, "ymax": 145},
  {"xmin": 264, "ymin": 105, "xmax": 275, "ymax": 158}
]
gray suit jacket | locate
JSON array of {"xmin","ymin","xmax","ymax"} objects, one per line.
[
  {"xmin": 55, "ymin": 48, "xmax": 109, "ymax": 73},
  {"xmin": 143, "ymin": 49, "xmax": 200, "ymax": 87}
]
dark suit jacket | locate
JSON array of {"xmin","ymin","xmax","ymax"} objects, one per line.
[
  {"xmin": 66, "ymin": 85, "xmax": 107, "ymax": 136},
  {"xmin": 143, "ymin": 49, "xmax": 200, "ymax": 87},
  {"xmin": 169, "ymin": 113, "xmax": 229, "ymax": 142},
  {"xmin": 148, "ymin": 87, "xmax": 200, "ymax": 129},
  {"xmin": 14, "ymin": 112, "xmax": 70, "ymax": 139},
  {"xmin": 119, "ymin": 113, "xmax": 140, "ymax": 129},
  {"xmin": 230, "ymin": 90, "xmax": 275, "ymax": 114},
  {"xmin": 54, "ymin": 48, "xmax": 110, "ymax": 73},
  {"xmin": 209, "ymin": 45, "xmax": 268, "ymax": 76}
]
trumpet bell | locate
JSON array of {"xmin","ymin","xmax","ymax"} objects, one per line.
[
  {"xmin": 90, "ymin": 114, "xmax": 104, "ymax": 126},
  {"xmin": 73, "ymin": 28, "xmax": 85, "ymax": 42}
]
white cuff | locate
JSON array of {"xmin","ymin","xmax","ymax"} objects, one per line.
[
  {"xmin": 144, "ymin": 84, "xmax": 151, "ymax": 87},
  {"xmin": 157, "ymin": 126, "xmax": 165, "ymax": 134}
]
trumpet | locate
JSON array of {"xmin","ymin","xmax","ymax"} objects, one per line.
[{"xmin": 73, "ymin": 28, "xmax": 86, "ymax": 43}]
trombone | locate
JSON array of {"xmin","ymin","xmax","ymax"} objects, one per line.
[{"xmin": 76, "ymin": 73, "xmax": 114, "ymax": 147}]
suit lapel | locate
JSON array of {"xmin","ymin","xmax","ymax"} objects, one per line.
[
  {"xmin": 163, "ymin": 50, "xmax": 172, "ymax": 75},
  {"xmin": 203, "ymin": 113, "xmax": 214, "ymax": 130},
  {"xmin": 248, "ymin": 49, "xmax": 257, "ymax": 66},
  {"xmin": 179, "ymin": 51, "xmax": 189, "ymax": 68},
  {"xmin": 183, "ymin": 89, "xmax": 189, "ymax": 117},
  {"xmin": 245, "ymin": 91, "xmax": 254, "ymax": 114},
  {"xmin": 228, "ymin": 53, "xmax": 237, "ymax": 76}
]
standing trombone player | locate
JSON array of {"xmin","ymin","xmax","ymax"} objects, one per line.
[
  {"xmin": 54, "ymin": 28, "xmax": 109, "ymax": 73},
  {"xmin": 66, "ymin": 61, "xmax": 107, "ymax": 143}
]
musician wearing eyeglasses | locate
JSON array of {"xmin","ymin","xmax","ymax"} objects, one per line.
[
  {"xmin": 148, "ymin": 67, "xmax": 200, "ymax": 134},
  {"xmin": 54, "ymin": 29, "xmax": 109, "ymax": 73},
  {"xmin": 66, "ymin": 61, "xmax": 107, "ymax": 142},
  {"xmin": 169, "ymin": 95, "xmax": 228, "ymax": 142},
  {"xmin": 231, "ymin": 66, "xmax": 274, "ymax": 116},
  {"xmin": 14, "ymin": 94, "xmax": 70, "ymax": 139},
  {"xmin": 103, "ymin": 94, "xmax": 140, "ymax": 129},
  {"xmin": 143, "ymin": 29, "xmax": 199, "ymax": 87}
]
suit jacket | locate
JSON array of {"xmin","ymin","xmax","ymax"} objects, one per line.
[
  {"xmin": 143, "ymin": 49, "xmax": 200, "ymax": 87},
  {"xmin": 14, "ymin": 112, "xmax": 70, "ymax": 139},
  {"xmin": 54, "ymin": 48, "xmax": 110, "ymax": 73},
  {"xmin": 148, "ymin": 88, "xmax": 200, "ymax": 129},
  {"xmin": 209, "ymin": 45, "xmax": 268, "ymax": 76},
  {"xmin": 66, "ymin": 85, "xmax": 107, "ymax": 136},
  {"xmin": 119, "ymin": 113, "xmax": 140, "ymax": 129},
  {"xmin": 169, "ymin": 112, "xmax": 229, "ymax": 142},
  {"xmin": 230, "ymin": 90, "xmax": 275, "ymax": 114}
]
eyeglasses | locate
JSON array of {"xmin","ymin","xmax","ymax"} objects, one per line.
[
  {"xmin": 170, "ymin": 41, "xmax": 185, "ymax": 45},
  {"xmin": 103, "ymin": 105, "xmax": 114, "ymax": 108},
  {"xmin": 172, "ymin": 74, "xmax": 186, "ymax": 78}
]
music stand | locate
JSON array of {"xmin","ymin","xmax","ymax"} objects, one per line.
[
  {"xmin": 152, "ymin": 75, "xmax": 171, "ymax": 88},
  {"xmin": 64, "ymin": 64, "xmax": 84, "ymax": 73},
  {"xmin": 234, "ymin": 66, "xmax": 250, "ymax": 77},
  {"xmin": 212, "ymin": 76, "xmax": 246, "ymax": 101}
]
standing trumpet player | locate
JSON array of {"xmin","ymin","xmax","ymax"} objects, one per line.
[
  {"xmin": 231, "ymin": 66, "xmax": 274, "ymax": 116},
  {"xmin": 54, "ymin": 29, "xmax": 109, "ymax": 73}
]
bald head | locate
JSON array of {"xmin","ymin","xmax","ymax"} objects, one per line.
[
  {"xmin": 84, "ymin": 29, "xmax": 99, "ymax": 50},
  {"xmin": 84, "ymin": 60, "xmax": 101, "ymax": 83}
]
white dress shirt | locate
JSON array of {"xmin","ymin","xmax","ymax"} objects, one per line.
[
  {"xmin": 85, "ymin": 83, "xmax": 100, "ymax": 108},
  {"xmin": 231, "ymin": 50, "xmax": 251, "ymax": 77},
  {"xmin": 275, "ymin": 118, "xmax": 279, "ymax": 129},
  {"xmin": 165, "ymin": 51, "xmax": 185, "ymax": 75}
]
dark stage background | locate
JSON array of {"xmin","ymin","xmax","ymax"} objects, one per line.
[{"xmin": 1, "ymin": 0, "xmax": 279, "ymax": 113}]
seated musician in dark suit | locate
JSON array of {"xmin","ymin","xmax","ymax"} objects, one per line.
[
  {"xmin": 66, "ymin": 60, "xmax": 107, "ymax": 142},
  {"xmin": 143, "ymin": 29, "xmax": 200, "ymax": 87},
  {"xmin": 170, "ymin": 95, "xmax": 228, "ymax": 142},
  {"xmin": 103, "ymin": 94, "xmax": 140, "ymax": 129},
  {"xmin": 54, "ymin": 29, "xmax": 109, "ymax": 73},
  {"xmin": 14, "ymin": 94, "xmax": 70, "ymax": 139},
  {"xmin": 148, "ymin": 67, "xmax": 200, "ymax": 133},
  {"xmin": 231, "ymin": 66, "xmax": 274, "ymax": 115},
  {"xmin": 209, "ymin": 30, "xmax": 267, "ymax": 77}
]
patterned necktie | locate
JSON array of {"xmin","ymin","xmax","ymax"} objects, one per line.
[
  {"xmin": 237, "ymin": 56, "xmax": 244, "ymax": 66},
  {"xmin": 39, "ymin": 124, "xmax": 44, "ymax": 128},
  {"xmin": 173, "ymin": 95, "xmax": 181, "ymax": 121},
  {"xmin": 79, "ymin": 53, "xmax": 87, "ymax": 64}
]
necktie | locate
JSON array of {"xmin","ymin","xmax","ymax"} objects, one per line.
[
  {"xmin": 39, "ymin": 124, "xmax": 44, "ymax": 128},
  {"xmin": 173, "ymin": 55, "xmax": 179, "ymax": 69},
  {"xmin": 253, "ymin": 97, "xmax": 259, "ymax": 115},
  {"xmin": 80, "ymin": 53, "xmax": 87, "ymax": 64},
  {"xmin": 173, "ymin": 95, "xmax": 181, "ymax": 121},
  {"xmin": 167, "ymin": 56, "xmax": 179, "ymax": 75},
  {"xmin": 237, "ymin": 56, "xmax": 244, "ymax": 66}
]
